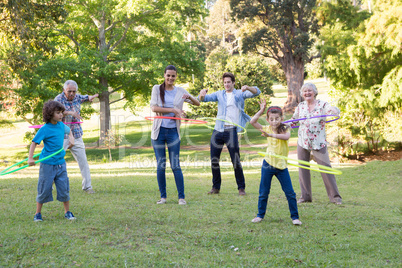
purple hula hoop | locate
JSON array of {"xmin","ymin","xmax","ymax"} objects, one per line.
[
  {"xmin": 29, "ymin": 121, "xmax": 83, "ymax": 129},
  {"xmin": 283, "ymin": 115, "xmax": 339, "ymax": 129}
]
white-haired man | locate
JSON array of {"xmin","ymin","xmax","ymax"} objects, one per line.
[{"xmin": 54, "ymin": 80, "xmax": 98, "ymax": 194}]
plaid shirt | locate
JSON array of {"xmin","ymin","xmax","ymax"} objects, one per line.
[{"xmin": 54, "ymin": 92, "xmax": 89, "ymax": 139}]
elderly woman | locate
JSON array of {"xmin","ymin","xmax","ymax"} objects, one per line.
[
  {"xmin": 150, "ymin": 65, "xmax": 200, "ymax": 205},
  {"xmin": 291, "ymin": 83, "xmax": 342, "ymax": 204}
]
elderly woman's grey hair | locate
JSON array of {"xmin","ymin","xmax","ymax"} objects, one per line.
[
  {"xmin": 300, "ymin": 83, "xmax": 318, "ymax": 98},
  {"xmin": 63, "ymin": 80, "xmax": 78, "ymax": 90}
]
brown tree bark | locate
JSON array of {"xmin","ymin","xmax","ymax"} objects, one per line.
[
  {"xmin": 281, "ymin": 57, "xmax": 304, "ymax": 113},
  {"xmin": 99, "ymin": 77, "xmax": 110, "ymax": 144},
  {"xmin": 95, "ymin": 14, "xmax": 111, "ymax": 143}
]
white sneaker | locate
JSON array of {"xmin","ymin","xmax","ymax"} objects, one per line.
[
  {"xmin": 292, "ymin": 219, "xmax": 302, "ymax": 225},
  {"xmin": 178, "ymin": 199, "xmax": 187, "ymax": 205},
  {"xmin": 156, "ymin": 198, "xmax": 167, "ymax": 204},
  {"xmin": 251, "ymin": 217, "xmax": 263, "ymax": 223},
  {"xmin": 84, "ymin": 188, "xmax": 95, "ymax": 194}
]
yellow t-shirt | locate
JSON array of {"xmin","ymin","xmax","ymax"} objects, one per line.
[{"xmin": 263, "ymin": 126, "xmax": 289, "ymax": 170}]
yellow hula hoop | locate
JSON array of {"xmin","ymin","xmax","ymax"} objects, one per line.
[
  {"xmin": 257, "ymin": 152, "xmax": 342, "ymax": 175},
  {"xmin": 200, "ymin": 117, "xmax": 247, "ymax": 135}
]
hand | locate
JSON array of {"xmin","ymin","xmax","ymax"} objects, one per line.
[
  {"xmin": 199, "ymin": 89, "xmax": 208, "ymax": 97},
  {"xmin": 67, "ymin": 143, "xmax": 74, "ymax": 149},
  {"xmin": 260, "ymin": 129, "xmax": 270, "ymax": 137},
  {"xmin": 182, "ymin": 94, "xmax": 190, "ymax": 100},
  {"xmin": 327, "ymin": 106, "xmax": 340, "ymax": 115},
  {"xmin": 198, "ymin": 89, "xmax": 208, "ymax": 101},
  {"xmin": 259, "ymin": 98, "xmax": 267, "ymax": 111},
  {"xmin": 241, "ymin": 85, "xmax": 249, "ymax": 92},
  {"xmin": 173, "ymin": 109, "xmax": 186, "ymax": 118},
  {"xmin": 89, "ymin": 94, "xmax": 99, "ymax": 102},
  {"xmin": 71, "ymin": 111, "xmax": 83, "ymax": 120},
  {"xmin": 28, "ymin": 158, "xmax": 35, "ymax": 166}
]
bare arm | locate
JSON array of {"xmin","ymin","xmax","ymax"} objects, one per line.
[
  {"xmin": 67, "ymin": 131, "xmax": 75, "ymax": 149},
  {"xmin": 151, "ymin": 106, "xmax": 186, "ymax": 118},
  {"xmin": 63, "ymin": 110, "xmax": 83, "ymax": 120},
  {"xmin": 241, "ymin": 85, "xmax": 258, "ymax": 94},
  {"xmin": 28, "ymin": 142, "xmax": 38, "ymax": 166},
  {"xmin": 250, "ymin": 110, "xmax": 265, "ymax": 130},
  {"xmin": 183, "ymin": 94, "xmax": 200, "ymax": 106},
  {"xmin": 88, "ymin": 93, "xmax": 99, "ymax": 102},
  {"xmin": 261, "ymin": 131, "xmax": 290, "ymax": 140},
  {"xmin": 326, "ymin": 105, "xmax": 340, "ymax": 116},
  {"xmin": 250, "ymin": 99, "xmax": 266, "ymax": 130}
]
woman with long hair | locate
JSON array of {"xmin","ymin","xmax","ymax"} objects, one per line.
[{"xmin": 150, "ymin": 65, "xmax": 200, "ymax": 205}]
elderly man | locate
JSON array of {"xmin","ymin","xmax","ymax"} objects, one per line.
[
  {"xmin": 54, "ymin": 80, "xmax": 98, "ymax": 194},
  {"xmin": 199, "ymin": 72, "xmax": 261, "ymax": 196}
]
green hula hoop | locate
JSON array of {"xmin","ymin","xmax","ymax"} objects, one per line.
[
  {"xmin": 200, "ymin": 117, "xmax": 247, "ymax": 135},
  {"xmin": 0, "ymin": 148, "xmax": 64, "ymax": 176},
  {"xmin": 258, "ymin": 152, "xmax": 342, "ymax": 175}
]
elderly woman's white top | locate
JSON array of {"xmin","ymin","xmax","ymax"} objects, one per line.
[{"xmin": 291, "ymin": 100, "xmax": 340, "ymax": 150}]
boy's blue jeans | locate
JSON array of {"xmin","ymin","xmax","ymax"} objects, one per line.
[
  {"xmin": 37, "ymin": 162, "xmax": 69, "ymax": 203},
  {"xmin": 151, "ymin": 127, "xmax": 184, "ymax": 199},
  {"xmin": 257, "ymin": 160, "xmax": 299, "ymax": 220}
]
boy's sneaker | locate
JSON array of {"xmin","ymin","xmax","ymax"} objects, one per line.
[
  {"xmin": 251, "ymin": 217, "xmax": 263, "ymax": 223},
  {"xmin": 292, "ymin": 219, "xmax": 302, "ymax": 225},
  {"xmin": 34, "ymin": 213, "xmax": 43, "ymax": 222},
  {"xmin": 178, "ymin": 199, "xmax": 187, "ymax": 205},
  {"xmin": 157, "ymin": 198, "xmax": 167, "ymax": 204},
  {"xmin": 65, "ymin": 211, "xmax": 76, "ymax": 220}
]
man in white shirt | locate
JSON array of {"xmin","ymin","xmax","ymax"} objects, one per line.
[{"xmin": 199, "ymin": 72, "xmax": 260, "ymax": 195}]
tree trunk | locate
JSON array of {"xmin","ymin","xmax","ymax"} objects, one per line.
[
  {"xmin": 282, "ymin": 58, "xmax": 305, "ymax": 113},
  {"xmin": 97, "ymin": 15, "xmax": 111, "ymax": 143},
  {"xmin": 99, "ymin": 78, "xmax": 110, "ymax": 143}
]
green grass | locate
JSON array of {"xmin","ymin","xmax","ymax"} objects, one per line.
[
  {"xmin": 1, "ymin": 159, "xmax": 401, "ymax": 267},
  {"xmin": 0, "ymin": 77, "xmax": 400, "ymax": 266}
]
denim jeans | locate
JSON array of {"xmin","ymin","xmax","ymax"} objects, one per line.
[
  {"xmin": 151, "ymin": 127, "xmax": 184, "ymax": 199},
  {"xmin": 210, "ymin": 128, "xmax": 245, "ymax": 190},
  {"xmin": 257, "ymin": 160, "xmax": 299, "ymax": 220},
  {"xmin": 37, "ymin": 162, "xmax": 69, "ymax": 203}
]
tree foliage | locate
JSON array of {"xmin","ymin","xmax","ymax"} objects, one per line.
[
  {"xmin": 1, "ymin": 0, "xmax": 207, "ymax": 141},
  {"xmin": 319, "ymin": 0, "xmax": 402, "ymax": 155},
  {"xmin": 230, "ymin": 0, "xmax": 320, "ymax": 112},
  {"xmin": 207, "ymin": 0, "xmax": 241, "ymax": 54}
]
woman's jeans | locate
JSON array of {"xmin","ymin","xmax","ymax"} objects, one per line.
[
  {"xmin": 257, "ymin": 160, "xmax": 299, "ymax": 220},
  {"xmin": 152, "ymin": 127, "xmax": 184, "ymax": 199}
]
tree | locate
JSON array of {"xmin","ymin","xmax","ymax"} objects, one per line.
[
  {"xmin": 207, "ymin": 0, "xmax": 241, "ymax": 54},
  {"xmin": 319, "ymin": 0, "xmax": 401, "ymax": 154},
  {"xmin": 1, "ymin": 0, "xmax": 207, "ymax": 141},
  {"xmin": 230, "ymin": 0, "xmax": 320, "ymax": 112},
  {"xmin": 0, "ymin": 0, "xmax": 69, "ymax": 123}
]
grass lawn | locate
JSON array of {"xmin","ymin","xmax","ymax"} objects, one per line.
[
  {"xmin": 1, "ymin": 159, "xmax": 401, "ymax": 267},
  {"xmin": 0, "ymin": 78, "xmax": 400, "ymax": 266}
]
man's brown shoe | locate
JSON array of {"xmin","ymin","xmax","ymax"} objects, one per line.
[
  {"xmin": 207, "ymin": 188, "xmax": 220, "ymax": 194},
  {"xmin": 239, "ymin": 189, "xmax": 246, "ymax": 196}
]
